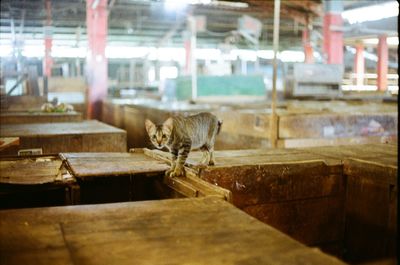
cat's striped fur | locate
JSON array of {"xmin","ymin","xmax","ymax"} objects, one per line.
[{"xmin": 145, "ymin": 112, "xmax": 222, "ymax": 177}]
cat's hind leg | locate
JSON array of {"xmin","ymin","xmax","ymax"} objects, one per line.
[
  {"xmin": 208, "ymin": 148, "xmax": 215, "ymax": 166},
  {"xmin": 199, "ymin": 145, "xmax": 210, "ymax": 166}
]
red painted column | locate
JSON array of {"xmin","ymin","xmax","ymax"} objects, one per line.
[
  {"xmin": 302, "ymin": 29, "xmax": 314, "ymax": 64},
  {"xmin": 184, "ymin": 38, "xmax": 191, "ymax": 75},
  {"xmin": 86, "ymin": 0, "xmax": 108, "ymax": 120},
  {"xmin": 323, "ymin": 13, "xmax": 343, "ymax": 64},
  {"xmin": 354, "ymin": 43, "xmax": 364, "ymax": 87},
  {"xmin": 377, "ymin": 35, "xmax": 388, "ymax": 91},
  {"xmin": 43, "ymin": 0, "xmax": 53, "ymax": 77},
  {"xmin": 44, "ymin": 37, "xmax": 53, "ymax": 77}
]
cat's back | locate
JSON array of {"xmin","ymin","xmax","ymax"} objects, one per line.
[
  {"xmin": 187, "ymin": 112, "xmax": 217, "ymax": 123},
  {"xmin": 172, "ymin": 112, "xmax": 217, "ymax": 134}
]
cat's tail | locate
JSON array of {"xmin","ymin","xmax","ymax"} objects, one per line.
[{"xmin": 217, "ymin": 120, "xmax": 223, "ymax": 135}]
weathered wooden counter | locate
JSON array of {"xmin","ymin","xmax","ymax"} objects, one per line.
[
  {"xmin": 0, "ymin": 143, "xmax": 396, "ymax": 263},
  {"xmin": 150, "ymin": 147, "xmax": 346, "ymax": 255},
  {"xmin": 0, "ymin": 151, "xmax": 230, "ymax": 208},
  {"xmin": 101, "ymin": 99, "xmax": 397, "ymax": 149},
  {"xmin": 149, "ymin": 143, "xmax": 397, "ymax": 262},
  {"xmin": 0, "ymin": 111, "xmax": 82, "ymax": 124},
  {"xmin": 216, "ymin": 101, "xmax": 397, "ymax": 149},
  {"xmin": 0, "ymin": 120, "xmax": 127, "ymax": 155},
  {"xmin": 0, "ymin": 196, "xmax": 346, "ymax": 265},
  {"xmin": 302, "ymin": 144, "xmax": 398, "ymax": 262}
]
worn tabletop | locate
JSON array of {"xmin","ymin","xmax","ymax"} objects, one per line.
[
  {"xmin": 62, "ymin": 152, "xmax": 169, "ymax": 179},
  {"xmin": 0, "ymin": 197, "xmax": 345, "ymax": 265},
  {"xmin": 0, "ymin": 120, "xmax": 125, "ymax": 137}
]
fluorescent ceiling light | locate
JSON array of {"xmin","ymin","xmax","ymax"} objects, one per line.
[{"xmin": 342, "ymin": 1, "xmax": 398, "ymax": 24}]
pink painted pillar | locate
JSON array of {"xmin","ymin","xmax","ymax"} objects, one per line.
[
  {"xmin": 323, "ymin": 1, "xmax": 343, "ymax": 64},
  {"xmin": 184, "ymin": 38, "xmax": 191, "ymax": 75},
  {"xmin": 86, "ymin": 0, "xmax": 108, "ymax": 120},
  {"xmin": 302, "ymin": 29, "xmax": 314, "ymax": 64},
  {"xmin": 44, "ymin": 37, "xmax": 53, "ymax": 77},
  {"xmin": 43, "ymin": 0, "xmax": 53, "ymax": 77},
  {"xmin": 377, "ymin": 35, "xmax": 388, "ymax": 91},
  {"xmin": 354, "ymin": 43, "xmax": 364, "ymax": 87}
]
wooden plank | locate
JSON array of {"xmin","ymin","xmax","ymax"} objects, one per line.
[
  {"xmin": 0, "ymin": 156, "xmax": 64, "ymax": 185},
  {"xmin": 0, "ymin": 197, "xmax": 346, "ymax": 265},
  {"xmin": 199, "ymin": 161, "xmax": 343, "ymax": 207},
  {"xmin": 344, "ymin": 158, "xmax": 397, "ymax": 262},
  {"xmin": 0, "ymin": 120, "xmax": 125, "ymax": 137},
  {"xmin": 302, "ymin": 144, "xmax": 398, "ymax": 160},
  {"xmin": 101, "ymin": 99, "xmax": 125, "ymax": 129},
  {"xmin": 279, "ymin": 113, "xmax": 398, "ymax": 139},
  {"xmin": 144, "ymin": 149, "xmax": 232, "ymax": 201},
  {"xmin": 243, "ymin": 196, "xmax": 345, "ymax": 246},
  {"xmin": 2, "ymin": 95, "xmax": 47, "ymax": 111},
  {"xmin": 0, "ymin": 249, "xmax": 73, "ymax": 265},
  {"xmin": 163, "ymin": 169, "xmax": 232, "ymax": 202},
  {"xmin": 0, "ymin": 111, "xmax": 82, "ymax": 124},
  {"xmin": 64, "ymin": 153, "xmax": 169, "ymax": 179},
  {"xmin": 279, "ymin": 136, "xmax": 398, "ymax": 148},
  {"xmin": 0, "ymin": 137, "xmax": 19, "ymax": 151},
  {"xmin": 0, "ymin": 121, "xmax": 127, "ymax": 155}
]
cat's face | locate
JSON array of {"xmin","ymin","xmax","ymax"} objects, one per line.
[{"xmin": 145, "ymin": 118, "xmax": 173, "ymax": 149}]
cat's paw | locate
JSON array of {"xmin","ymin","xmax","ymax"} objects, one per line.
[
  {"xmin": 165, "ymin": 167, "xmax": 175, "ymax": 177},
  {"xmin": 170, "ymin": 166, "xmax": 185, "ymax": 178}
]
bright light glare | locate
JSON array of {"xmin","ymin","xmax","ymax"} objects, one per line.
[
  {"xmin": 342, "ymin": 1, "xmax": 398, "ymax": 24},
  {"xmin": 52, "ymin": 46, "xmax": 86, "ymax": 58},
  {"xmin": 278, "ymin": 51, "xmax": 304, "ymax": 62},
  {"xmin": 196, "ymin": 48, "xmax": 221, "ymax": 60},
  {"xmin": 0, "ymin": 44, "xmax": 315, "ymax": 63},
  {"xmin": 22, "ymin": 45, "xmax": 44, "ymax": 58},
  {"xmin": 160, "ymin": 66, "xmax": 178, "ymax": 80},
  {"xmin": 148, "ymin": 66, "xmax": 156, "ymax": 83},
  {"xmin": 0, "ymin": 45, "xmax": 12, "ymax": 57},
  {"xmin": 257, "ymin": 50, "xmax": 274, "ymax": 60},
  {"xmin": 148, "ymin": 47, "xmax": 185, "ymax": 63},
  {"xmin": 106, "ymin": 46, "xmax": 149, "ymax": 59}
]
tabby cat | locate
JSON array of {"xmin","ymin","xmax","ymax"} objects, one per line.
[{"xmin": 145, "ymin": 112, "xmax": 222, "ymax": 177}]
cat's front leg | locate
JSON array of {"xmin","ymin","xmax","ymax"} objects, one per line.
[
  {"xmin": 170, "ymin": 140, "xmax": 191, "ymax": 178},
  {"xmin": 166, "ymin": 148, "xmax": 178, "ymax": 177}
]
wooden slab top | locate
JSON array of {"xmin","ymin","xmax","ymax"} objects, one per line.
[
  {"xmin": 302, "ymin": 144, "xmax": 398, "ymax": 167},
  {"xmin": 147, "ymin": 148, "xmax": 342, "ymax": 169},
  {"xmin": 0, "ymin": 111, "xmax": 81, "ymax": 117},
  {"xmin": 63, "ymin": 152, "xmax": 169, "ymax": 179},
  {"xmin": 0, "ymin": 197, "xmax": 345, "ymax": 265},
  {"xmin": 0, "ymin": 120, "xmax": 125, "ymax": 137},
  {"xmin": 0, "ymin": 156, "xmax": 65, "ymax": 185}
]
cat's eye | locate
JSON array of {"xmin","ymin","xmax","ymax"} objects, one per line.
[
  {"xmin": 152, "ymin": 135, "xmax": 156, "ymax": 140},
  {"xmin": 162, "ymin": 134, "xmax": 167, "ymax": 139}
]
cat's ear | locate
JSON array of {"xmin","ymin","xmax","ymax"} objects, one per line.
[
  {"xmin": 145, "ymin": 119, "xmax": 155, "ymax": 133},
  {"xmin": 163, "ymin": 118, "xmax": 174, "ymax": 132}
]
